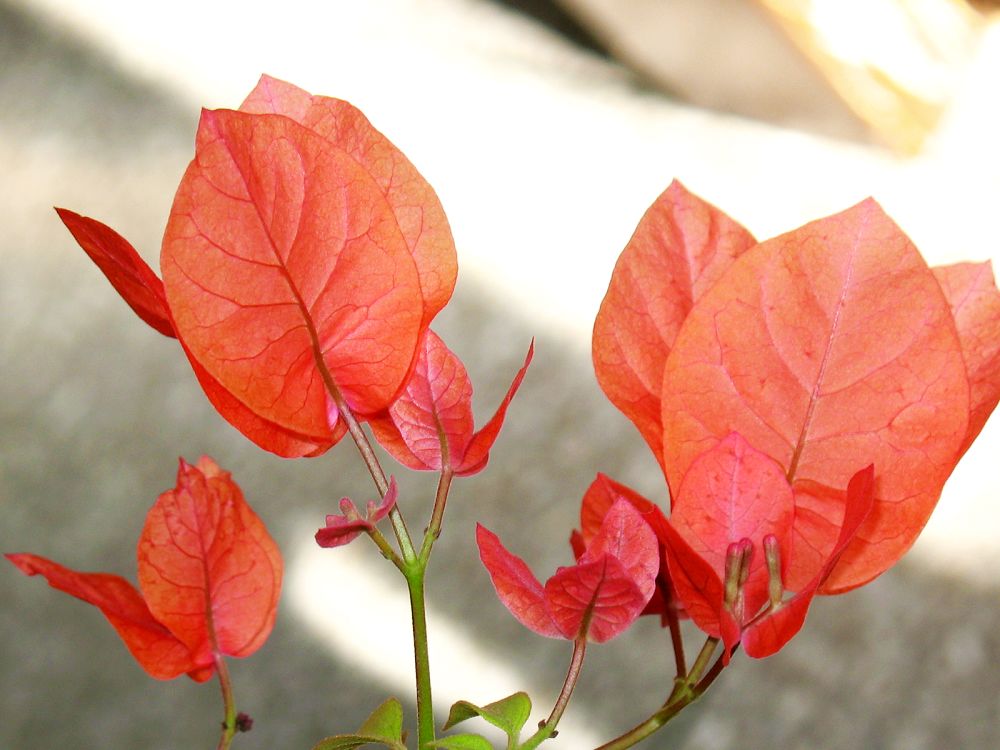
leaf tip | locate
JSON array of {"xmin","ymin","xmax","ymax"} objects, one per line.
[{"xmin": 5, "ymin": 552, "xmax": 31, "ymax": 574}]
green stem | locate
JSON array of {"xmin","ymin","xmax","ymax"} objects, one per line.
[
  {"xmin": 592, "ymin": 694, "xmax": 686, "ymax": 750},
  {"xmin": 400, "ymin": 470, "xmax": 455, "ymax": 747},
  {"xmin": 388, "ymin": 506, "xmax": 418, "ymax": 565},
  {"xmin": 405, "ymin": 566, "xmax": 436, "ymax": 748},
  {"xmin": 594, "ymin": 638, "xmax": 726, "ymax": 750},
  {"xmin": 215, "ymin": 654, "xmax": 237, "ymax": 750},
  {"xmin": 366, "ymin": 525, "xmax": 407, "ymax": 572},
  {"xmin": 325, "ymin": 382, "xmax": 443, "ymax": 745},
  {"xmin": 679, "ymin": 637, "xmax": 718, "ymax": 698},
  {"xmin": 520, "ymin": 637, "xmax": 588, "ymax": 750}
]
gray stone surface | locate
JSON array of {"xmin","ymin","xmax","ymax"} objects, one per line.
[{"xmin": 2, "ymin": 1, "xmax": 999, "ymax": 749}]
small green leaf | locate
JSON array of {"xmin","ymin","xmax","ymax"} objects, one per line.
[
  {"xmin": 359, "ymin": 698, "xmax": 405, "ymax": 741},
  {"xmin": 311, "ymin": 698, "xmax": 407, "ymax": 750},
  {"xmin": 444, "ymin": 702, "xmax": 481, "ymax": 731},
  {"xmin": 427, "ymin": 733, "xmax": 495, "ymax": 750},
  {"xmin": 444, "ymin": 692, "xmax": 531, "ymax": 744},
  {"xmin": 310, "ymin": 736, "xmax": 397, "ymax": 750}
]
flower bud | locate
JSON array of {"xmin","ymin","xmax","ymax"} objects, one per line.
[
  {"xmin": 724, "ymin": 538, "xmax": 754, "ymax": 621},
  {"xmin": 763, "ymin": 533, "xmax": 783, "ymax": 609}
]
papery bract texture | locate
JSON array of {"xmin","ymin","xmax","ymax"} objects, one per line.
[
  {"xmin": 138, "ymin": 457, "xmax": 283, "ymax": 664},
  {"xmin": 162, "ymin": 109, "xmax": 423, "ymax": 443},
  {"xmin": 370, "ymin": 332, "xmax": 532, "ymax": 475},
  {"xmin": 4, "ymin": 554, "xmax": 207, "ymax": 681},
  {"xmin": 6, "ymin": 456, "xmax": 281, "ymax": 680},
  {"xmin": 574, "ymin": 473, "xmax": 676, "ymax": 621},
  {"xmin": 240, "ymin": 75, "xmax": 457, "ymax": 328},
  {"xmin": 933, "ymin": 261, "xmax": 1000, "ymax": 455},
  {"xmin": 669, "ymin": 433, "xmax": 794, "ymax": 625},
  {"xmin": 741, "ymin": 465, "xmax": 874, "ymax": 658},
  {"xmin": 183, "ymin": 348, "xmax": 344, "ymax": 458},
  {"xmin": 592, "ymin": 180, "xmax": 755, "ymax": 469},
  {"xmin": 595, "ymin": 185, "xmax": 1000, "ymax": 655},
  {"xmin": 55, "ymin": 208, "xmax": 176, "ymax": 338},
  {"xmin": 370, "ymin": 330, "xmax": 474, "ymax": 471},
  {"xmin": 659, "ymin": 520, "xmax": 728, "ymax": 642},
  {"xmin": 659, "ymin": 199, "xmax": 970, "ymax": 592},
  {"xmin": 478, "ymin": 500, "xmax": 657, "ymax": 642},
  {"xmin": 58, "ymin": 76, "xmax": 457, "ymax": 459},
  {"xmin": 476, "ymin": 524, "xmax": 562, "ymax": 639},
  {"xmin": 661, "ymin": 452, "xmax": 875, "ymax": 657},
  {"xmin": 577, "ymin": 473, "xmax": 666, "ymax": 544},
  {"xmin": 54, "ymin": 207, "xmax": 338, "ymax": 458},
  {"xmin": 580, "ymin": 497, "xmax": 660, "ymax": 602},
  {"xmin": 544, "ymin": 555, "xmax": 646, "ymax": 644}
]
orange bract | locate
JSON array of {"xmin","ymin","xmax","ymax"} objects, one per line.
[
  {"xmin": 592, "ymin": 180, "xmax": 756, "ymax": 470},
  {"xmin": 240, "ymin": 75, "xmax": 457, "ymax": 330},
  {"xmin": 593, "ymin": 185, "xmax": 1000, "ymax": 656},
  {"xmin": 659, "ymin": 200, "xmax": 972, "ymax": 592},
  {"xmin": 6, "ymin": 457, "xmax": 281, "ymax": 680},
  {"xmin": 138, "ymin": 457, "xmax": 282, "ymax": 665},
  {"xmin": 573, "ymin": 473, "xmax": 675, "ymax": 623},
  {"xmin": 162, "ymin": 109, "xmax": 424, "ymax": 441},
  {"xmin": 57, "ymin": 76, "xmax": 458, "ymax": 458}
]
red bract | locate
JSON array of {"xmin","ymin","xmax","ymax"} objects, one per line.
[
  {"xmin": 55, "ymin": 208, "xmax": 174, "ymax": 337},
  {"xmin": 369, "ymin": 331, "xmax": 533, "ymax": 475},
  {"xmin": 5, "ymin": 554, "xmax": 211, "ymax": 681},
  {"xmin": 661, "ymin": 442, "xmax": 874, "ymax": 658},
  {"xmin": 571, "ymin": 473, "xmax": 677, "ymax": 622},
  {"xmin": 316, "ymin": 477, "xmax": 399, "ymax": 548},
  {"xmin": 592, "ymin": 180, "xmax": 756, "ymax": 471},
  {"xmin": 594, "ymin": 187, "xmax": 1000, "ymax": 655},
  {"xmin": 478, "ymin": 499, "xmax": 658, "ymax": 643},
  {"xmin": 668, "ymin": 434, "xmax": 794, "ymax": 620},
  {"xmin": 6, "ymin": 457, "xmax": 281, "ymax": 680},
  {"xmin": 57, "ymin": 75, "xmax": 457, "ymax": 458}
]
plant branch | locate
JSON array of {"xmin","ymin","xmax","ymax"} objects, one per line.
[
  {"xmin": 593, "ymin": 637, "xmax": 726, "ymax": 750},
  {"xmin": 338, "ymin": 400, "xmax": 389, "ymax": 495},
  {"xmin": 685, "ymin": 637, "xmax": 719, "ymax": 688},
  {"xmin": 323, "ymin": 379, "xmax": 435, "ymax": 746},
  {"xmin": 366, "ymin": 525, "xmax": 407, "ymax": 573},
  {"xmin": 520, "ymin": 636, "xmax": 588, "ymax": 750},
  {"xmin": 662, "ymin": 583, "xmax": 686, "ymax": 680},
  {"xmin": 215, "ymin": 654, "xmax": 238, "ymax": 750},
  {"xmin": 327, "ymin": 385, "xmax": 418, "ymax": 565},
  {"xmin": 405, "ymin": 567, "xmax": 435, "ymax": 748},
  {"xmin": 693, "ymin": 647, "xmax": 729, "ymax": 696}
]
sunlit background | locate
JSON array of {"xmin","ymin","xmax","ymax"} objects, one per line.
[{"xmin": 3, "ymin": 1, "xmax": 1000, "ymax": 748}]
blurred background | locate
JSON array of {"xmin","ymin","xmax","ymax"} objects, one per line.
[{"xmin": 2, "ymin": 1, "xmax": 1000, "ymax": 748}]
